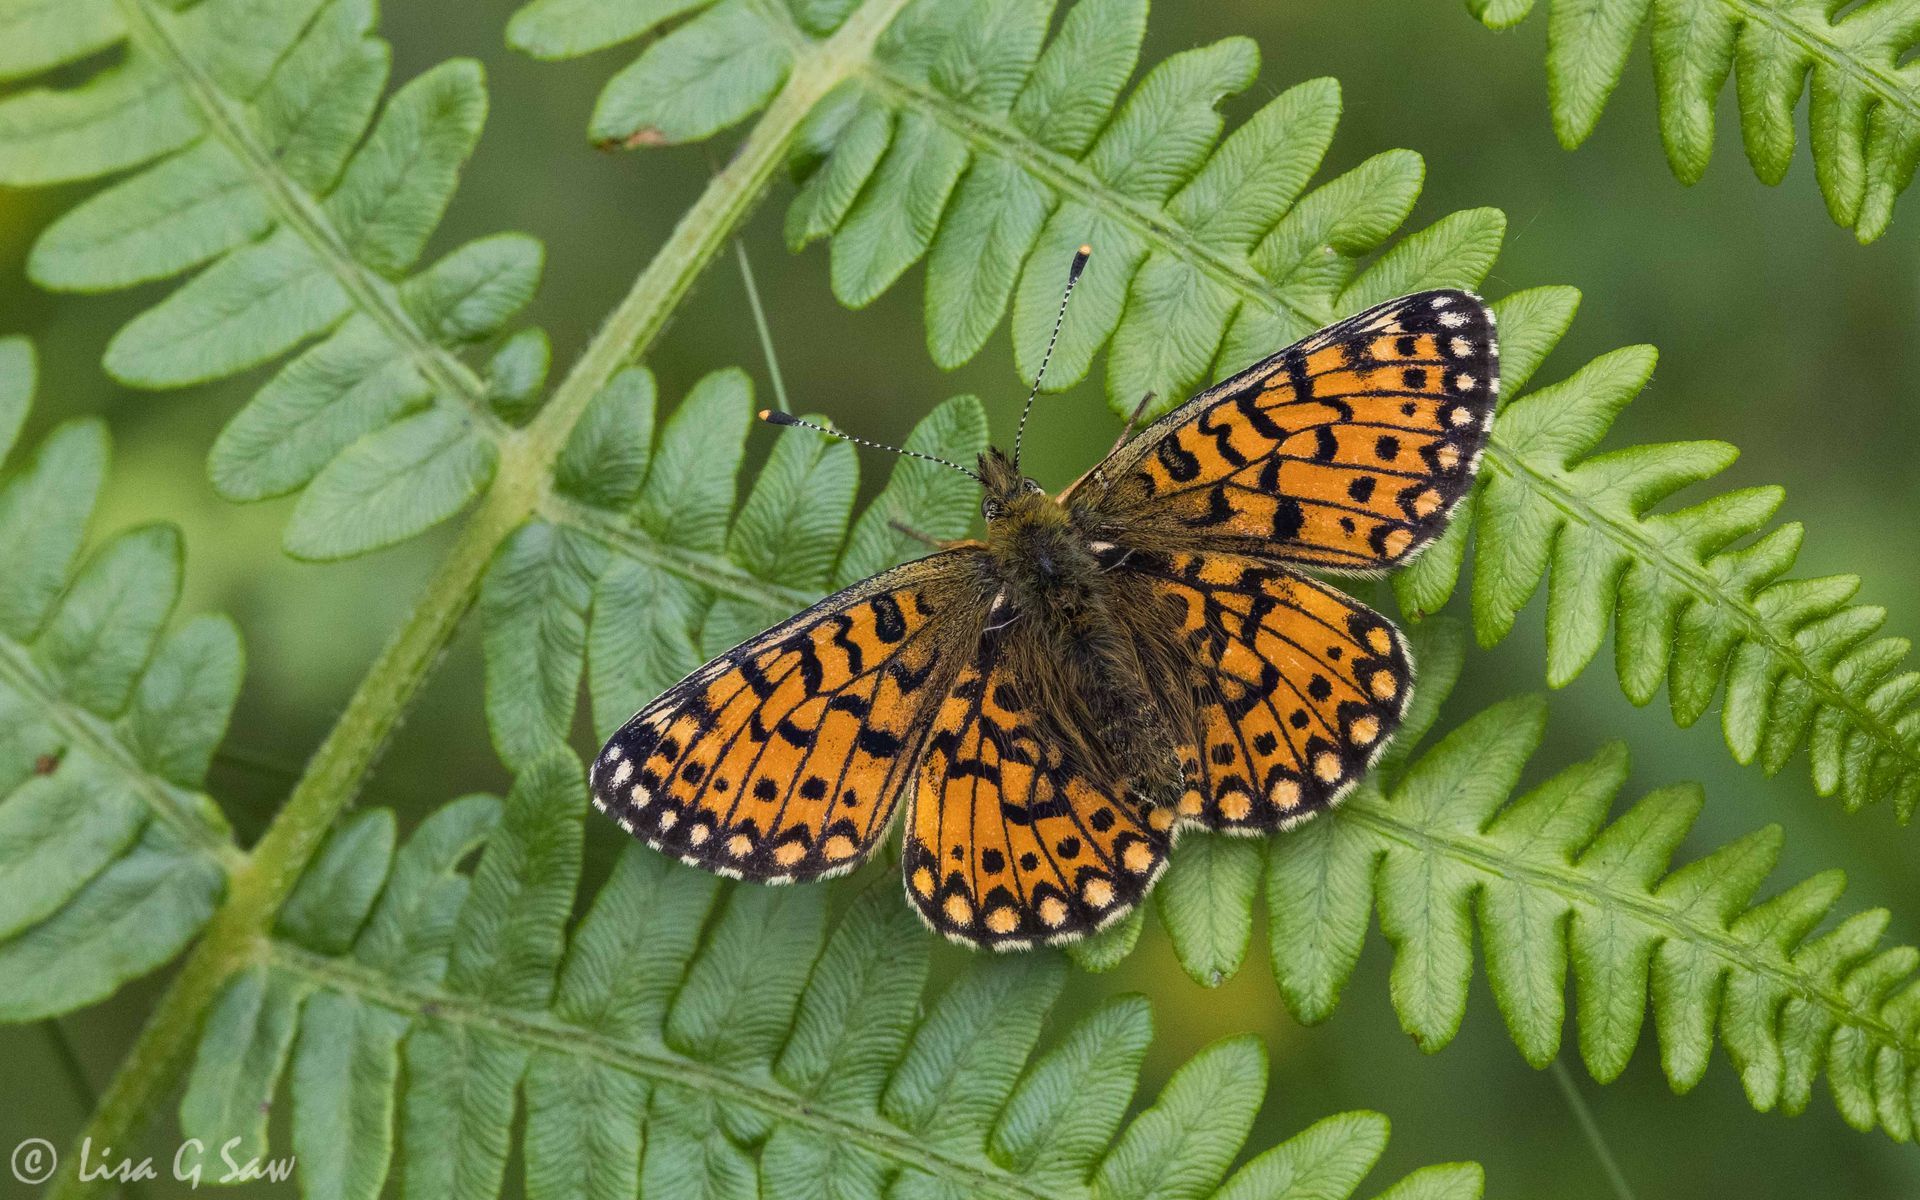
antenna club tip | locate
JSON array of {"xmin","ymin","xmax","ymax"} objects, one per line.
[
  {"xmin": 759, "ymin": 409, "xmax": 796, "ymax": 426},
  {"xmin": 1076, "ymin": 244, "xmax": 1092, "ymax": 257}
]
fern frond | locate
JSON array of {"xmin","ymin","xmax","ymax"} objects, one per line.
[
  {"xmin": 1098, "ymin": 618, "xmax": 1920, "ymax": 1142},
  {"xmin": 1466, "ymin": 0, "xmax": 1920, "ymax": 242},
  {"xmin": 512, "ymin": 0, "xmax": 1505, "ymax": 416},
  {"xmin": 481, "ymin": 367, "xmax": 988, "ymax": 769},
  {"xmin": 180, "ymin": 749, "xmax": 1485, "ymax": 1200},
  {"xmin": 0, "ymin": 0, "xmax": 544, "ymax": 560},
  {"xmin": 0, "ymin": 338, "xmax": 238, "ymax": 1022},
  {"xmin": 1391, "ymin": 288, "xmax": 1920, "ymax": 819},
  {"xmin": 509, "ymin": 0, "xmax": 1919, "ymax": 813}
]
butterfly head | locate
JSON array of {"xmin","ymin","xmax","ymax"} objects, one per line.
[{"xmin": 976, "ymin": 446, "xmax": 1050, "ymax": 525}]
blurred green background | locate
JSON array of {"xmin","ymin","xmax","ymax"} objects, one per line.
[{"xmin": 4, "ymin": 0, "xmax": 1920, "ymax": 1195}]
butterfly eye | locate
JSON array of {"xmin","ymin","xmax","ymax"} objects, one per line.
[{"xmin": 981, "ymin": 497, "xmax": 1004, "ymax": 521}]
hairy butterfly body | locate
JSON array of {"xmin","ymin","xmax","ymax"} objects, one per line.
[{"xmin": 592, "ymin": 273, "xmax": 1497, "ymax": 949}]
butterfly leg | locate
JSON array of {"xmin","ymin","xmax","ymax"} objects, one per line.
[
  {"xmin": 888, "ymin": 519, "xmax": 946, "ymax": 550},
  {"xmin": 1058, "ymin": 393, "xmax": 1162, "ymax": 503},
  {"xmin": 1109, "ymin": 391, "xmax": 1158, "ymax": 454}
]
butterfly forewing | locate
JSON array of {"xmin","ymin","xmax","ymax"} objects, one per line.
[
  {"xmin": 1117, "ymin": 550, "xmax": 1413, "ymax": 831},
  {"xmin": 1086, "ymin": 290, "xmax": 1497, "ymax": 571},
  {"xmin": 905, "ymin": 625, "xmax": 1169, "ymax": 947},
  {"xmin": 591, "ymin": 554, "xmax": 984, "ymax": 883}
]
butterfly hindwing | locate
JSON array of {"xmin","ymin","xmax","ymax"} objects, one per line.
[
  {"xmin": 591, "ymin": 554, "xmax": 981, "ymax": 882},
  {"xmin": 1088, "ymin": 290, "xmax": 1497, "ymax": 572},
  {"xmin": 904, "ymin": 624, "xmax": 1170, "ymax": 948},
  {"xmin": 1118, "ymin": 548, "xmax": 1413, "ymax": 832}
]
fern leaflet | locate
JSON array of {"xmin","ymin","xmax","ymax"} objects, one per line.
[
  {"xmin": 0, "ymin": 338, "xmax": 238, "ymax": 1021},
  {"xmin": 1465, "ymin": 0, "xmax": 1920, "ymax": 242},
  {"xmin": 1089, "ymin": 618, "xmax": 1920, "ymax": 1143},
  {"xmin": 514, "ymin": 0, "xmax": 1920, "ymax": 815},
  {"xmin": 0, "ymin": 0, "xmax": 545, "ymax": 560},
  {"xmin": 181, "ymin": 750, "xmax": 1485, "ymax": 1200},
  {"xmin": 512, "ymin": 0, "xmax": 1507, "ymax": 417},
  {"xmin": 1392, "ymin": 288, "xmax": 1920, "ymax": 819}
]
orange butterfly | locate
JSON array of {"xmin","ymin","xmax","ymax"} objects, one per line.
[{"xmin": 592, "ymin": 249, "xmax": 1497, "ymax": 949}]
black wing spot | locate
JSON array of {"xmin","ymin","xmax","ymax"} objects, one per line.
[
  {"xmin": 1272, "ymin": 496, "xmax": 1305, "ymax": 541},
  {"xmin": 1157, "ymin": 436, "xmax": 1202, "ymax": 482},
  {"xmin": 870, "ymin": 593, "xmax": 908, "ymax": 643}
]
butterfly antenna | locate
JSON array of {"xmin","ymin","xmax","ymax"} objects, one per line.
[
  {"xmin": 1013, "ymin": 244, "xmax": 1091, "ymax": 471},
  {"xmin": 759, "ymin": 411, "xmax": 983, "ymax": 483}
]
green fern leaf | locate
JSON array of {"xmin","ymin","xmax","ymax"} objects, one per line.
[
  {"xmin": 506, "ymin": 0, "xmax": 1917, "ymax": 813},
  {"xmin": 514, "ymin": 0, "xmax": 1503, "ymax": 416},
  {"xmin": 181, "ymin": 747, "xmax": 1484, "ymax": 1200},
  {"xmin": 1063, "ymin": 615, "xmax": 1920, "ymax": 1141},
  {"xmin": 1465, "ymin": 0, "xmax": 1920, "ymax": 242},
  {"xmin": 1390, "ymin": 288, "xmax": 1920, "ymax": 819},
  {"xmin": 482, "ymin": 369, "xmax": 987, "ymax": 770},
  {"xmin": 0, "ymin": 338, "xmax": 238, "ymax": 1022},
  {"xmin": 0, "ymin": 0, "xmax": 543, "ymax": 560}
]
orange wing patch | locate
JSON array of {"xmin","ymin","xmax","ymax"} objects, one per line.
[
  {"xmin": 1123, "ymin": 549, "xmax": 1413, "ymax": 832},
  {"xmin": 1092, "ymin": 290, "xmax": 1496, "ymax": 572},
  {"xmin": 905, "ymin": 628, "xmax": 1170, "ymax": 949},
  {"xmin": 591, "ymin": 555, "xmax": 981, "ymax": 883}
]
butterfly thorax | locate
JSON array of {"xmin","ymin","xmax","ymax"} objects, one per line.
[{"xmin": 975, "ymin": 448, "xmax": 1188, "ymax": 808}]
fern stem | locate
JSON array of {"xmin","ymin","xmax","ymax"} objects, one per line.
[
  {"xmin": 113, "ymin": 0, "xmax": 496, "ymax": 425},
  {"xmin": 48, "ymin": 3, "xmax": 913, "ymax": 1194},
  {"xmin": 872, "ymin": 42, "xmax": 1916, "ymax": 800},
  {"xmin": 1478, "ymin": 446, "xmax": 1920, "ymax": 799},
  {"xmin": 734, "ymin": 236, "xmax": 794, "ymax": 413},
  {"xmin": 1339, "ymin": 800, "xmax": 1919, "ymax": 1059},
  {"xmin": 266, "ymin": 942, "xmax": 1057, "ymax": 1200},
  {"xmin": 540, "ymin": 494, "xmax": 815, "ymax": 609},
  {"xmin": 1549, "ymin": 1058, "xmax": 1638, "ymax": 1200},
  {"xmin": 859, "ymin": 68, "xmax": 1335, "ymax": 337},
  {"xmin": 40, "ymin": 1020, "xmax": 96, "ymax": 1113}
]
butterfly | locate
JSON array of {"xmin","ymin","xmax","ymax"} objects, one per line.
[{"xmin": 591, "ymin": 248, "xmax": 1497, "ymax": 950}]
